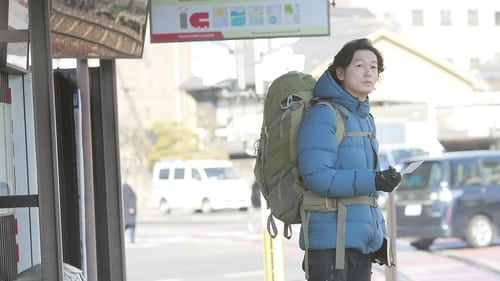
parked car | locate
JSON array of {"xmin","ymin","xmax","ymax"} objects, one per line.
[
  {"xmin": 395, "ymin": 150, "xmax": 500, "ymax": 250},
  {"xmin": 151, "ymin": 159, "xmax": 252, "ymax": 214}
]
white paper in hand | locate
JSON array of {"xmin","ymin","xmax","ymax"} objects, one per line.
[{"xmin": 400, "ymin": 160, "xmax": 424, "ymax": 175}]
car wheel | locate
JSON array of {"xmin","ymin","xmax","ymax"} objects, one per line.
[
  {"xmin": 201, "ymin": 198, "xmax": 212, "ymax": 213},
  {"xmin": 159, "ymin": 199, "xmax": 170, "ymax": 215},
  {"xmin": 410, "ymin": 238, "xmax": 434, "ymax": 250},
  {"xmin": 466, "ymin": 214, "xmax": 495, "ymax": 248}
]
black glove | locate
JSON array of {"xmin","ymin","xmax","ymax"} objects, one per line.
[
  {"xmin": 375, "ymin": 166, "xmax": 401, "ymax": 193},
  {"xmin": 372, "ymin": 237, "xmax": 396, "ymax": 267}
]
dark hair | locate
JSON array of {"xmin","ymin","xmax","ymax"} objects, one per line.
[{"xmin": 327, "ymin": 38, "xmax": 385, "ymax": 85}]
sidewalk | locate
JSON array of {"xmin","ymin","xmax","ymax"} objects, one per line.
[
  {"xmin": 377, "ymin": 239, "xmax": 500, "ymax": 281},
  {"xmin": 135, "ymin": 209, "xmax": 500, "ymax": 281},
  {"xmin": 135, "ymin": 206, "xmax": 164, "ymax": 223}
]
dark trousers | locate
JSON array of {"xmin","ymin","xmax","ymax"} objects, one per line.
[
  {"xmin": 304, "ymin": 249, "xmax": 372, "ymax": 281},
  {"xmin": 125, "ymin": 224, "xmax": 136, "ymax": 243}
]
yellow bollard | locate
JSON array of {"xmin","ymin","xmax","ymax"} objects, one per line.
[{"xmin": 261, "ymin": 203, "xmax": 286, "ymax": 281}]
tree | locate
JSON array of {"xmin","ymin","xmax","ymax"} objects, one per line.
[
  {"xmin": 146, "ymin": 122, "xmax": 200, "ymax": 169},
  {"xmin": 119, "ymin": 125, "xmax": 151, "ymax": 180}
]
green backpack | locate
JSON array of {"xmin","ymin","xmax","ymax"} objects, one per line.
[
  {"xmin": 253, "ymin": 71, "xmax": 378, "ymax": 273},
  {"xmin": 253, "ymin": 71, "xmax": 347, "ymax": 237}
]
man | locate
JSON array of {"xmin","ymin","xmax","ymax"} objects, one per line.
[{"xmin": 297, "ymin": 38, "xmax": 401, "ymax": 281}]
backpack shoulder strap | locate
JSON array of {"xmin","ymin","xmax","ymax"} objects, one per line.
[
  {"xmin": 315, "ymin": 101, "xmax": 347, "ymax": 145},
  {"xmin": 316, "ymin": 100, "xmax": 376, "ymax": 141}
]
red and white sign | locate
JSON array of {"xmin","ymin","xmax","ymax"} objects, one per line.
[{"xmin": 150, "ymin": 0, "xmax": 330, "ymax": 43}]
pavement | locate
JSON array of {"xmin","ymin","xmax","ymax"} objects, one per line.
[
  {"xmin": 372, "ymin": 238, "xmax": 500, "ymax": 281},
  {"xmin": 135, "ymin": 208, "xmax": 500, "ymax": 281}
]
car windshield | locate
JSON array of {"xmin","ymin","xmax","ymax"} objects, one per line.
[
  {"xmin": 398, "ymin": 161, "xmax": 443, "ymax": 191},
  {"xmin": 204, "ymin": 167, "xmax": 240, "ymax": 180}
]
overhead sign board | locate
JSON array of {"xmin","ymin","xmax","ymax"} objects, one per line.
[{"xmin": 150, "ymin": 0, "xmax": 330, "ymax": 43}]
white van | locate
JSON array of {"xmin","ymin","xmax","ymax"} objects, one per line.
[{"xmin": 151, "ymin": 159, "xmax": 252, "ymax": 214}]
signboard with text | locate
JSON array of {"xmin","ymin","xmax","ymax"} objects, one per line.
[{"xmin": 150, "ymin": 0, "xmax": 330, "ymax": 43}]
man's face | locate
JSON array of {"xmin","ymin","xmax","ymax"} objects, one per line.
[{"xmin": 336, "ymin": 50, "xmax": 379, "ymax": 100}]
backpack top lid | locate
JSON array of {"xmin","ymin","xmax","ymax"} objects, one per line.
[{"xmin": 263, "ymin": 71, "xmax": 316, "ymax": 124}]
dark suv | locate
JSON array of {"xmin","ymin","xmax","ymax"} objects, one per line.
[{"xmin": 395, "ymin": 150, "xmax": 500, "ymax": 250}]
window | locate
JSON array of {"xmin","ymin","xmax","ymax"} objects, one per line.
[
  {"xmin": 205, "ymin": 167, "xmax": 239, "ymax": 180},
  {"xmin": 174, "ymin": 168, "xmax": 184, "ymax": 180},
  {"xmin": 482, "ymin": 159, "xmax": 500, "ymax": 185},
  {"xmin": 467, "ymin": 9, "xmax": 479, "ymax": 26},
  {"xmin": 159, "ymin": 168, "xmax": 170, "ymax": 179},
  {"xmin": 453, "ymin": 159, "xmax": 480, "ymax": 186},
  {"xmin": 192, "ymin": 168, "xmax": 202, "ymax": 181},
  {"xmin": 429, "ymin": 163, "xmax": 444, "ymax": 186},
  {"xmin": 440, "ymin": 10, "xmax": 452, "ymax": 26},
  {"xmin": 398, "ymin": 161, "xmax": 442, "ymax": 190},
  {"xmin": 412, "ymin": 9, "xmax": 424, "ymax": 26}
]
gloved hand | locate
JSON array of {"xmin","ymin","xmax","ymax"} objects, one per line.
[{"xmin": 375, "ymin": 166, "xmax": 401, "ymax": 192}]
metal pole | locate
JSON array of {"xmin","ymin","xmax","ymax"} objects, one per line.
[
  {"xmin": 76, "ymin": 59, "xmax": 98, "ymax": 281},
  {"xmin": 385, "ymin": 192, "xmax": 398, "ymax": 281},
  {"xmin": 92, "ymin": 59, "xmax": 126, "ymax": 281},
  {"xmin": 28, "ymin": 0, "xmax": 64, "ymax": 279},
  {"xmin": 235, "ymin": 40, "xmax": 246, "ymax": 90}
]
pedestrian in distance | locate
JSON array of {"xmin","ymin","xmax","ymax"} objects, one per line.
[
  {"xmin": 296, "ymin": 38, "xmax": 402, "ymax": 281},
  {"xmin": 122, "ymin": 182, "xmax": 137, "ymax": 243},
  {"xmin": 251, "ymin": 180, "xmax": 261, "ymax": 208}
]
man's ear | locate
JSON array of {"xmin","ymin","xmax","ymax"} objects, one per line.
[{"xmin": 336, "ymin": 67, "xmax": 344, "ymax": 81}]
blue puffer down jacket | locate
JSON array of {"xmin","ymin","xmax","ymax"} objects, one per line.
[{"xmin": 296, "ymin": 70, "xmax": 386, "ymax": 254}]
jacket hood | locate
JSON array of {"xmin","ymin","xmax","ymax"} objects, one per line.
[{"xmin": 314, "ymin": 71, "xmax": 371, "ymax": 118}]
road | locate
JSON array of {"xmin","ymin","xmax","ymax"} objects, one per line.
[
  {"xmin": 125, "ymin": 208, "xmax": 305, "ymax": 281},
  {"xmin": 125, "ymin": 208, "xmax": 500, "ymax": 281}
]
